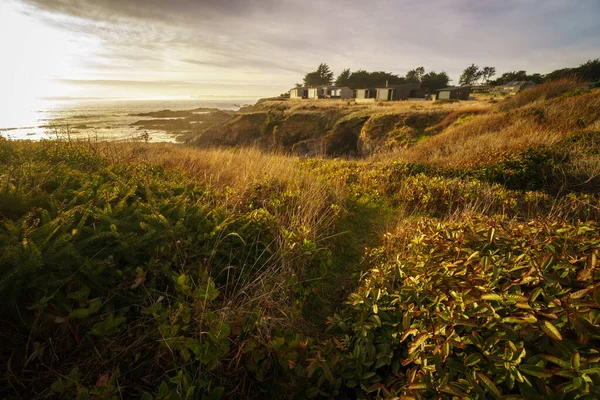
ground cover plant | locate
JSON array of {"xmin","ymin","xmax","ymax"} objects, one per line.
[{"xmin": 2, "ymin": 81, "xmax": 600, "ymax": 399}]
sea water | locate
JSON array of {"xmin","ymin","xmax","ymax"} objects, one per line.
[{"xmin": 0, "ymin": 98, "xmax": 256, "ymax": 142}]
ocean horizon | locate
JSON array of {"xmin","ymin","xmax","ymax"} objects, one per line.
[{"xmin": 0, "ymin": 98, "xmax": 258, "ymax": 142}]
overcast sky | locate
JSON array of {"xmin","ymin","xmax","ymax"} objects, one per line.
[{"xmin": 1, "ymin": 0, "xmax": 599, "ymax": 101}]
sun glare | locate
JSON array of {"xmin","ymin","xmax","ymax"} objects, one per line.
[{"xmin": 0, "ymin": 1, "xmax": 89, "ymax": 127}]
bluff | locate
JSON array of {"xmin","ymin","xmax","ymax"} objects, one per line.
[{"xmin": 187, "ymin": 99, "xmax": 487, "ymax": 156}]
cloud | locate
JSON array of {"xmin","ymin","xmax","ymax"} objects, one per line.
[{"xmin": 13, "ymin": 0, "xmax": 600, "ymax": 99}]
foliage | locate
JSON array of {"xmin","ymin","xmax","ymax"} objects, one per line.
[
  {"xmin": 335, "ymin": 69, "xmax": 352, "ymax": 87},
  {"xmin": 332, "ymin": 69, "xmax": 406, "ymax": 89},
  {"xmin": 421, "ymin": 71, "xmax": 451, "ymax": 92},
  {"xmin": 545, "ymin": 59, "xmax": 600, "ymax": 82},
  {"xmin": 0, "ymin": 140, "xmax": 340, "ymax": 398},
  {"xmin": 3, "ymin": 79, "xmax": 600, "ymax": 399},
  {"xmin": 405, "ymin": 67, "xmax": 425, "ymax": 84},
  {"xmin": 459, "ymin": 64, "xmax": 484, "ymax": 86},
  {"xmin": 316, "ymin": 218, "xmax": 600, "ymax": 398},
  {"xmin": 304, "ymin": 63, "xmax": 335, "ymax": 87},
  {"xmin": 491, "ymin": 71, "xmax": 544, "ymax": 86},
  {"xmin": 490, "ymin": 59, "xmax": 600, "ymax": 86},
  {"xmin": 481, "ymin": 66, "xmax": 497, "ymax": 84},
  {"xmin": 459, "ymin": 64, "xmax": 497, "ymax": 86}
]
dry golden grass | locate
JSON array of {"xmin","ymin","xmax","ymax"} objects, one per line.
[
  {"xmin": 427, "ymin": 107, "xmax": 489, "ymax": 133},
  {"xmin": 374, "ymin": 87, "xmax": 600, "ymax": 167},
  {"xmin": 96, "ymin": 142, "xmax": 347, "ymax": 240},
  {"xmin": 497, "ymin": 77, "xmax": 583, "ymax": 111},
  {"xmin": 259, "ymin": 97, "xmax": 493, "ymax": 115}
]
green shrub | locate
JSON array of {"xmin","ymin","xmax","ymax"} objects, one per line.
[
  {"xmin": 317, "ymin": 218, "xmax": 600, "ymax": 398},
  {"xmin": 0, "ymin": 141, "xmax": 336, "ymax": 398}
]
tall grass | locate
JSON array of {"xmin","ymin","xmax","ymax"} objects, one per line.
[
  {"xmin": 497, "ymin": 77, "xmax": 584, "ymax": 111},
  {"xmin": 387, "ymin": 87, "xmax": 600, "ymax": 168}
]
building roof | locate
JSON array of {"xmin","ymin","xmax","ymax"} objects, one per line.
[
  {"xmin": 376, "ymin": 83, "xmax": 421, "ymax": 90},
  {"xmin": 318, "ymin": 86, "xmax": 351, "ymax": 90},
  {"xmin": 501, "ymin": 81, "xmax": 534, "ymax": 87},
  {"xmin": 436, "ymin": 86, "xmax": 471, "ymax": 92}
]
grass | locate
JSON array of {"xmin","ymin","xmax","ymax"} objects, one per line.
[
  {"xmin": 2, "ymin": 81, "xmax": 600, "ymax": 398},
  {"xmin": 191, "ymin": 97, "xmax": 495, "ymax": 156},
  {"xmin": 375, "ymin": 85, "xmax": 600, "ymax": 169}
]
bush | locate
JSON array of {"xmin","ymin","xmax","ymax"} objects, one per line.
[
  {"xmin": 0, "ymin": 140, "xmax": 339, "ymax": 398},
  {"xmin": 317, "ymin": 218, "xmax": 600, "ymax": 398},
  {"xmin": 498, "ymin": 78, "xmax": 582, "ymax": 111}
]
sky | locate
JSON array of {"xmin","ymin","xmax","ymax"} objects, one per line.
[{"xmin": 0, "ymin": 0, "xmax": 599, "ymax": 103}]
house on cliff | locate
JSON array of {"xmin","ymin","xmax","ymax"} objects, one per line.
[
  {"xmin": 435, "ymin": 86, "xmax": 472, "ymax": 100},
  {"xmin": 495, "ymin": 81, "xmax": 536, "ymax": 95},
  {"xmin": 289, "ymin": 87, "xmax": 309, "ymax": 99},
  {"xmin": 355, "ymin": 88, "xmax": 377, "ymax": 102},
  {"xmin": 316, "ymin": 86, "xmax": 354, "ymax": 99},
  {"xmin": 376, "ymin": 83, "xmax": 424, "ymax": 101},
  {"xmin": 290, "ymin": 86, "xmax": 353, "ymax": 99}
]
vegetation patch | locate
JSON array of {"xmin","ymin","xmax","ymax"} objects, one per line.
[{"xmin": 309, "ymin": 218, "xmax": 600, "ymax": 399}]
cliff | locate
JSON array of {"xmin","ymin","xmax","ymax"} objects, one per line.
[{"xmin": 188, "ymin": 99, "xmax": 491, "ymax": 156}]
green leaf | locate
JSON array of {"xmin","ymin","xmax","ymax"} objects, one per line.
[
  {"xmin": 70, "ymin": 308, "xmax": 91, "ymax": 319},
  {"xmin": 67, "ymin": 285, "xmax": 91, "ymax": 306},
  {"xmin": 464, "ymin": 353, "xmax": 484, "ymax": 367},
  {"xmin": 572, "ymin": 376, "xmax": 584, "ymax": 389},
  {"xmin": 554, "ymin": 369, "xmax": 577, "ymax": 378},
  {"xmin": 476, "ymin": 373, "xmax": 501, "ymax": 399},
  {"xmin": 541, "ymin": 321, "xmax": 563, "ymax": 341},
  {"xmin": 542, "ymin": 355, "xmax": 569, "ymax": 368},
  {"xmin": 70, "ymin": 298, "xmax": 103, "ymax": 319},
  {"xmin": 51, "ymin": 379, "xmax": 66, "ymax": 394},
  {"xmin": 580, "ymin": 366, "xmax": 600, "ymax": 375},
  {"xmin": 487, "ymin": 227, "xmax": 495, "ymax": 243},
  {"xmin": 158, "ymin": 381, "xmax": 169, "ymax": 397},
  {"xmin": 439, "ymin": 384, "xmax": 466, "ymax": 397},
  {"xmin": 571, "ymin": 353, "xmax": 581, "ymax": 371},
  {"xmin": 407, "ymin": 382, "xmax": 428, "ymax": 390},
  {"xmin": 408, "ymin": 333, "xmax": 429, "ymax": 355},
  {"xmin": 208, "ymin": 386, "xmax": 224, "ymax": 400},
  {"xmin": 88, "ymin": 298, "xmax": 103, "ymax": 313},
  {"xmin": 481, "ymin": 293, "xmax": 503, "ymax": 301},
  {"xmin": 90, "ymin": 314, "xmax": 126, "ymax": 336},
  {"xmin": 196, "ymin": 278, "xmax": 219, "ymax": 301},
  {"xmin": 519, "ymin": 365, "xmax": 553, "ymax": 378},
  {"xmin": 209, "ymin": 321, "xmax": 230, "ymax": 342},
  {"xmin": 362, "ymin": 371, "xmax": 376, "ymax": 380}
]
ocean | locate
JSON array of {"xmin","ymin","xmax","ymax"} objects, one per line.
[{"xmin": 0, "ymin": 98, "xmax": 257, "ymax": 142}]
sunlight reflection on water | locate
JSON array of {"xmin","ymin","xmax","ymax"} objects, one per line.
[{"xmin": 0, "ymin": 98, "xmax": 255, "ymax": 142}]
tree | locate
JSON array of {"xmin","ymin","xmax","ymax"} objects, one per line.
[
  {"xmin": 459, "ymin": 64, "xmax": 483, "ymax": 86},
  {"xmin": 405, "ymin": 67, "xmax": 425, "ymax": 83},
  {"xmin": 303, "ymin": 63, "xmax": 334, "ymax": 87},
  {"xmin": 367, "ymin": 71, "xmax": 405, "ymax": 87},
  {"xmin": 490, "ymin": 70, "xmax": 543, "ymax": 85},
  {"xmin": 494, "ymin": 70, "xmax": 528, "ymax": 85},
  {"xmin": 481, "ymin": 66, "xmax": 496, "ymax": 84},
  {"xmin": 421, "ymin": 71, "xmax": 451, "ymax": 92},
  {"xmin": 335, "ymin": 69, "xmax": 352, "ymax": 86},
  {"xmin": 331, "ymin": 69, "xmax": 405, "ymax": 89},
  {"xmin": 545, "ymin": 59, "xmax": 600, "ymax": 82},
  {"xmin": 529, "ymin": 73, "xmax": 543, "ymax": 84},
  {"xmin": 575, "ymin": 59, "xmax": 600, "ymax": 81}
]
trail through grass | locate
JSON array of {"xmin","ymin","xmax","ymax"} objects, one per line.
[{"xmin": 304, "ymin": 197, "xmax": 396, "ymax": 332}]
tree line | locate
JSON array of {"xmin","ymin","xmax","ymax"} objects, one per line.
[
  {"xmin": 298, "ymin": 58, "xmax": 600, "ymax": 91},
  {"xmin": 300, "ymin": 64, "xmax": 451, "ymax": 92}
]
